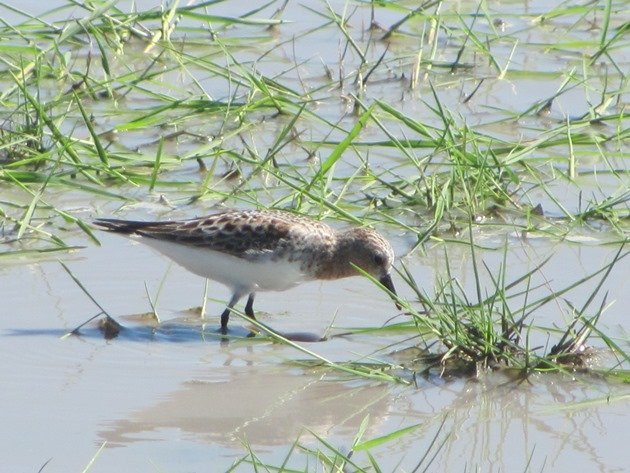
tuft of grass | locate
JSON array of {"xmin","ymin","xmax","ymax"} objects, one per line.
[{"xmin": 374, "ymin": 234, "xmax": 630, "ymax": 379}]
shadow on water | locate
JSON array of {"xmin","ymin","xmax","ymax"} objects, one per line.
[
  {"xmin": 6, "ymin": 319, "xmax": 250, "ymax": 343},
  {"xmin": 5, "ymin": 314, "xmax": 325, "ymax": 343}
]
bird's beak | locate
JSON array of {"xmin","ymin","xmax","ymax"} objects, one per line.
[{"xmin": 380, "ymin": 273, "xmax": 402, "ymax": 310}]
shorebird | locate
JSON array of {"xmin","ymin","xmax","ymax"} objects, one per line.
[{"xmin": 94, "ymin": 210, "xmax": 399, "ymax": 335}]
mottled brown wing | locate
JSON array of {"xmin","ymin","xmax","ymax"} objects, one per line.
[{"xmin": 94, "ymin": 211, "xmax": 304, "ymax": 260}]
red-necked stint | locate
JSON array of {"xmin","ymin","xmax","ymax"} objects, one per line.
[{"xmin": 94, "ymin": 210, "xmax": 399, "ymax": 334}]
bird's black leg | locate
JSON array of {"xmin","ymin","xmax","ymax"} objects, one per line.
[
  {"xmin": 244, "ymin": 293, "xmax": 256, "ymax": 320},
  {"xmin": 220, "ymin": 293, "xmax": 242, "ymax": 335},
  {"xmin": 219, "ymin": 308, "xmax": 230, "ymax": 335}
]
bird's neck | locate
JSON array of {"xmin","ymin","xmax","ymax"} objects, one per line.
[{"xmin": 313, "ymin": 231, "xmax": 357, "ymax": 280}]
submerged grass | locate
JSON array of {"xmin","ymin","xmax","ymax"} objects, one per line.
[{"xmin": 1, "ymin": 1, "xmax": 629, "ymax": 381}]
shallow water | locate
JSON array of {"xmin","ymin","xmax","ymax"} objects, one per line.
[
  {"xmin": 1, "ymin": 1, "xmax": 629, "ymax": 472},
  {"xmin": 2, "ymin": 232, "xmax": 629, "ymax": 471}
]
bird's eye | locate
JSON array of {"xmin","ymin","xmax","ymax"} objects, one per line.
[{"xmin": 373, "ymin": 253, "xmax": 385, "ymax": 265}]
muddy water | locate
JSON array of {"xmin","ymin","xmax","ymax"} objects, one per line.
[{"xmin": 2, "ymin": 0, "xmax": 630, "ymax": 472}]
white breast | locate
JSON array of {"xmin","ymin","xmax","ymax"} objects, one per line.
[{"xmin": 137, "ymin": 237, "xmax": 308, "ymax": 293}]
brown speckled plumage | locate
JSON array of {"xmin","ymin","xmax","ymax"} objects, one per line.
[{"xmin": 94, "ymin": 209, "xmax": 399, "ymax": 335}]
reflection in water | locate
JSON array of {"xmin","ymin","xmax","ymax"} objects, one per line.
[
  {"xmin": 96, "ymin": 367, "xmax": 630, "ymax": 472},
  {"xmin": 392, "ymin": 372, "xmax": 630, "ymax": 473},
  {"xmin": 99, "ymin": 371, "xmax": 392, "ymax": 449}
]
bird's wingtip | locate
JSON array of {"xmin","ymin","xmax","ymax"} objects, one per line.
[{"xmin": 93, "ymin": 218, "xmax": 144, "ymax": 234}]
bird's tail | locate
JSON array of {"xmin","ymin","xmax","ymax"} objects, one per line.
[{"xmin": 93, "ymin": 218, "xmax": 165, "ymax": 234}]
